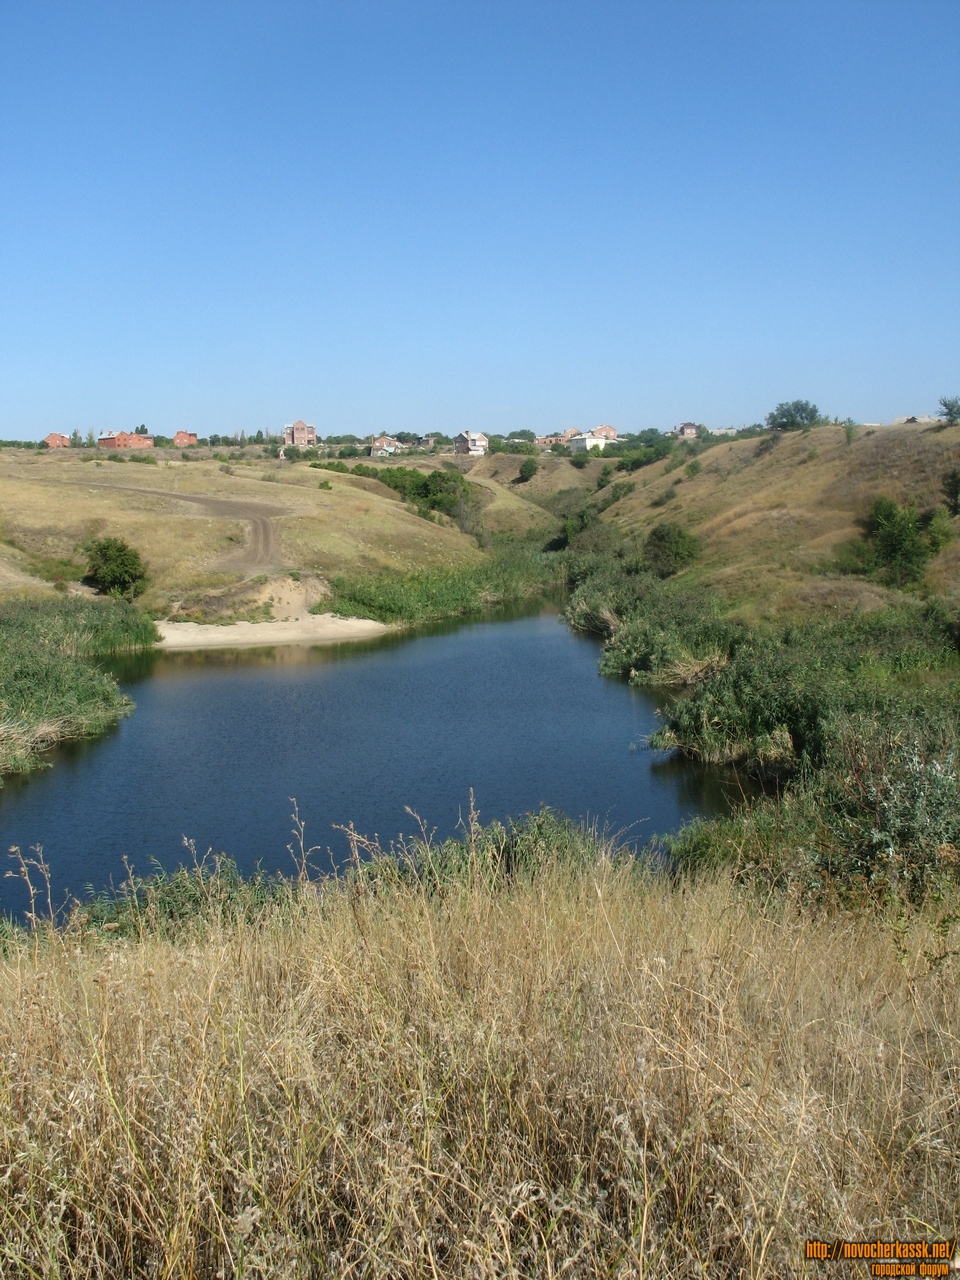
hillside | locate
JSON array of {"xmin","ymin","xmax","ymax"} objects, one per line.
[{"xmin": 0, "ymin": 449, "xmax": 486, "ymax": 620}]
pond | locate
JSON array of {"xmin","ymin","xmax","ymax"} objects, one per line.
[{"xmin": 0, "ymin": 606, "xmax": 738, "ymax": 916}]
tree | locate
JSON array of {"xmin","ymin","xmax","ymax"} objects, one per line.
[
  {"xmin": 70, "ymin": 429, "xmax": 83, "ymax": 447},
  {"xmin": 85, "ymin": 537, "xmax": 148, "ymax": 597},
  {"xmin": 135, "ymin": 424, "xmax": 148, "ymax": 436},
  {"xmin": 643, "ymin": 522, "xmax": 701, "ymax": 577},
  {"xmin": 867, "ymin": 497, "xmax": 928, "ymax": 585},
  {"xmin": 937, "ymin": 397, "xmax": 960, "ymax": 428},
  {"xmin": 517, "ymin": 457, "xmax": 538, "ymax": 483},
  {"xmin": 942, "ymin": 469, "xmax": 960, "ymax": 517},
  {"xmin": 765, "ymin": 401, "xmax": 823, "ymax": 431},
  {"xmin": 86, "ymin": 429, "xmax": 96, "ymax": 447},
  {"xmin": 508, "ymin": 429, "xmax": 536, "ymax": 441}
]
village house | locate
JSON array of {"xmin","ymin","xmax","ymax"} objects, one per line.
[
  {"xmin": 173, "ymin": 430, "xmax": 198, "ymax": 447},
  {"xmin": 98, "ymin": 431, "xmax": 154, "ymax": 449},
  {"xmin": 568, "ymin": 432, "xmax": 610, "ymax": 453},
  {"xmin": 43, "ymin": 432, "xmax": 70, "ymax": 449},
  {"xmin": 673, "ymin": 422, "xmax": 700, "ymax": 439},
  {"xmin": 535, "ymin": 427, "xmax": 580, "ymax": 447},
  {"xmin": 454, "ymin": 431, "xmax": 489, "ymax": 456},
  {"xmin": 283, "ymin": 420, "xmax": 317, "ymax": 447},
  {"xmin": 592, "ymin": 424, "xmax": 618, "ymax": 441},
  {"xmin": 370, "ymin": 434, "xmax": 400, "ymax": 456}
]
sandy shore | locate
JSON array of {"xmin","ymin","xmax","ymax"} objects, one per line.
[{"xmin": 157, "ymin": 612, "xmax": 392, "ymax": 650}]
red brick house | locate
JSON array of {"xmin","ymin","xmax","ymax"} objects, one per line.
[
  {"xmin": 284, "ymin": 420, "xmax": 317, "ymax": 446},
  {"xmin": 98, "ymin": 431, "xmax": 154, "ymax": 449},
  {"xmin": 173, "ymin": 430, "xmax": 198, "ymax": 447},
  {"xmin": 43, "ymin": 432, "xmax": 71, "ymax": 448}
]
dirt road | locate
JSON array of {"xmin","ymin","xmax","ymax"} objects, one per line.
[{"xmin": 69, "ymin": 482, "xmax": 288, "ymax": 573}]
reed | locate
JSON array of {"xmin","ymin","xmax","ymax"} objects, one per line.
[
  {"xmin": 1, "ymin": 812, "xmax": 958, "ymax": 1276},
  {"xmin": 0, "ymin": 596, "xmax": 158, "ymax": 778}
]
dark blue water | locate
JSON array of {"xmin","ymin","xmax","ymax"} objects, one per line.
[{"xmin": 0, "ymin": 608, "xmax": 736, "ymax": 915}]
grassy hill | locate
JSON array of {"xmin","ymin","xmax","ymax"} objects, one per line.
[{"xmin": 0, "ymin": 448, "xmax": 486, "ymax": 620}]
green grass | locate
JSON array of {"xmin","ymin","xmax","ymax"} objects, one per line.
[
  {"xmin": 564, "ymin": 542, "xmax": 960, "ymax": 904},
  {"xmin": 318, "ymin": 542, "xmax": 563, "ymax": 624},
  {"xmin": 0, "ymin": 597, "xmax": 158, "ymax": 780}
]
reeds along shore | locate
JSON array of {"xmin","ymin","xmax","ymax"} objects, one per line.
[
  {"xmin": 1, "ymin": 813, "xmax": 958, "ymax": 1277},
  {"xmin": 0, "ymin": 596, "xmax": 158, "ymax": 779}
]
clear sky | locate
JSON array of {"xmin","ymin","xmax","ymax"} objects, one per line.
[{"xmin": 1, "ymin": 1, "xmax": 958, "ymax": 440}]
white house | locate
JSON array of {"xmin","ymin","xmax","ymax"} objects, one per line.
[
  {"xmin": 568, "ymin": 433, "xmax": 608, "ymax": 453},
  {"xmin": 454, "ymin": 431, "xmax": 488, "ymax": 456}
]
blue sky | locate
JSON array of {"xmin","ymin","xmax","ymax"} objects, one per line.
[{"xmin": 1, "ymin": 1, "xmax": 958, "ymax": 439}]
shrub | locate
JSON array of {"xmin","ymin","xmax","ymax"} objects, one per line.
[
  {"xmin": 643, "ymin": 522, "xmax": 701, "ymax": 578},
  {"xmin": 684, "ymin": 459, "xmax": 702, "ymax": 479},
  {"xmin": 868, "ymin": 497, "xmax": 928, "ymax": 585},
  {"xmin": 651, "ymin": 486, "xmax": 677, "ymax": 507},
  {"xmin": 517, "ymin": 457, "xmax": 538, "ymax": 483},
  {"xmin": 85, "ymin": 537, "xmax": 148, "ymax": 598},
  {"xmin": 942, "ymin": 469, "xmax": 960, "ymax": 517}
]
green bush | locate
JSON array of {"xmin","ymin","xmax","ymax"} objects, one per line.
[
  {"xmin": 684, "ymin": 459, "xmax": 702, "ymax": 479},
  {"xmin": 868, "ymin": 497, "xmax": 928, "ymax": 585},
  {"xmin": 643, "ymin": 522, "xmax": 701, "ymax": 578},
  {"xmin": 85, "ymin": 537, "xmax": 148, "ymax": 598},
  {"xmin": 651, "ymin": 486, "xmax": 677, "ymax": 507},
  {"xmin": 517, "ymin": 457, "xmax": 538, "ymax": 483}
]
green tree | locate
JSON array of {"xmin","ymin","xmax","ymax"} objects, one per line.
[
  {"xmin": 85, "ymin": 537, "xmax": 148, "ymax": 598},
  {"xmin": 765, "ymin": 401, "xmax": 823, "ymax": 431},
  {"xmin": 643, "ymin": 522, "xmax": 701, "ymax": 577},
  {"xmin": 937, "ymin": 397, "xmax": 960, "ymax": 428},
  {"xmin": 868, "ymin": 497, "xmax": 928, "ymax": 585},
  {"xmin": 517, "ymin": 457, "xmax": 538, "ymax": 483},
  {"xmin": 508, "ymin": 429, "xmax": 536, "ymax": 441},
  {"xmin": 85, "ymin": 429, "xmax": 96, "ymax": 447},
  {"xmin": 135, "ymin": 424, "xmax": 148, "ymax": 436},
  {"xmin": 70, "ymin": 429, "xmax": 83, "ymax": 447},
  {"xmin": 941, "ymin": 469, "xmax": 960, "ymax": 517},
  {"xmin": 926, "ymin": 506, "xmax": 954, "ymax": 554}
]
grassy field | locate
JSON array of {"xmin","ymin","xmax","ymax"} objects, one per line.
[
  {"xmin": 0, "ymin": 449, "xmax": 487, "ymax": 621},
  {"xmin": 0, "ymin": 596, "xmax": 158, "ymax": 779},
  {"xmin": 2, "ymin": 813, "xmax": 958, "ymax": 1275}
]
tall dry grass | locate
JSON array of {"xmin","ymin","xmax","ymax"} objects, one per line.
[{"xmin": 1, "ymin": 824, "xmax": 959, "ymax": 1276}]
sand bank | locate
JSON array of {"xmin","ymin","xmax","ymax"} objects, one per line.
[{"xmin": 157, "ymin": 612, "xmax": 391, "ymax": 650}]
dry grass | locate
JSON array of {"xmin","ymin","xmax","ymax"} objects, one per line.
[
  {"xmin": 607, "ymin": 422, "xmax": 960, "ymax": 619},
  {"xmin": 3, "ymin": 833, "xmax": 958, "ymax": 1277},
  {"xmin": 0, "ymin": 451, "xmax": 485, "ymax": 618}
]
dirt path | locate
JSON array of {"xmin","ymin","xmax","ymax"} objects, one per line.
[{"xmin": 66, "ymin": 482, "xmax": 289, "ymax": 573}]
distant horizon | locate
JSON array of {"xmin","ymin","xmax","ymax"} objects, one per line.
[{"xmin": 2, "ymin": 3, "xmax": 957, "ymax": 440}]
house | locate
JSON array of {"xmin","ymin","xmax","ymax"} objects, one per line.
[
  {"xmin": 673, "ymin": 422, "xmax": 700, "ymax": 439},
  {"xmin": 284, "ymin": 420, "xmax": 317, "ymax": 447},
  {"xmin": 98, "ymin": 431, "xmax": 154, "ymax": 449},
  {"xmin": 370, "ymin": 434, "xmax": 400, "ymax": 456},
  {"xmin": 454, "ymin": 431, "xmax": 488, "ymax": 456},
  {"xmin": 568, "ymin": 433, "xmax": 609, "ymax": 453},
  {"xmin": 592, "ymin": 424, "xmax": 618, "ymax": 441},
  {"xmin": 43, "ymin": 432, "xmax": 70, "ymax": 449},
  {"xmin": 173, "ymin": 430, "xmax": 198, "ymax": 447}
]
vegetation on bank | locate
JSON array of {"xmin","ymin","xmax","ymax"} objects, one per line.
[
  {"xmin": 562, "ymin": 508, "xmax": 960, "ymax": 904},
  {"xmin": 0, "ymin": 597, "xmax": 158, "ymax": 780},
  {"xmin": 317, "ymin": 540, "xmax": 563, "ymax": 624},
  {"xmin": 3, "ymin": 809, "xmax": 959, "ymax": 1274}
]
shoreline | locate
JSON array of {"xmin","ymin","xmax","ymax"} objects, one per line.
[{"xmin": 156, "ymin": 611, "xmax": 392, "ymax": 650}]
